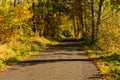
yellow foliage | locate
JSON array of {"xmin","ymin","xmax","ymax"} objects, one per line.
[
  {"xmin": 100, "ymin": 65, "xmax": 110, "ymax": 74},
  {"xmin": 30, "ymin": 36, "xmax": 51, "ymax": 44},
  {"xmin": 98, "ymin": 38, "xmax": 104, "ymax": 43}
]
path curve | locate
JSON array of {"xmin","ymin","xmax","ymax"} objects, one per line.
[{"xmin": 0, "ymin": 39, "xmax": 101, "ymax": 80}]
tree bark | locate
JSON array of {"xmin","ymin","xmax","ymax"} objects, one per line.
[
  {"xmin": 73, "ymin": 16, "xmax": 77, "ymax": 37},
  {"xmin": 32, "ymin": 1, "xmax": 37, "ymax": 33},
  {"xmin": 91, "ymin": 0, "xmax": 95, "ymax": 44},
  {"xmin": 96, "ymin": 0, "xmax": 104, "ymax": 38}
]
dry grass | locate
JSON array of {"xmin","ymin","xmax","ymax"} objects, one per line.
[
  {"xmin": 29, "ymin": 36, "xmax": 51, "ymax": 44},
  {"xmin": 0, "ymin": 36, "xmax": 52, "ymax": 71}
]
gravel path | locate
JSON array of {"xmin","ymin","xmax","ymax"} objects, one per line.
[{"xmin": 0, "ymin": 39, "xmax": 101, "ymax": 80}]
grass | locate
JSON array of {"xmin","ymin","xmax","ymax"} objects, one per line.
[
  {"xmin": 0, "ymin": 36, "xmax": 56, "ymax": 71},
  {"xmin": 85, "ymin": 45, "xmax": 120, "ymax": 80}
]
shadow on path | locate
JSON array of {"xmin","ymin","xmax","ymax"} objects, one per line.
[
  {"xmin": 18, "ymin": 59, "xmax": 92, "ymax": 66},
  {"xmin": 17, "ymin": 38, "xmax": 91, "ymax": 67}
]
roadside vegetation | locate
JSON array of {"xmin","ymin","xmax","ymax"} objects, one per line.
[
  {"xmin": 0, "ymin": 1, "xmax": 56, "ymax": 71},
  {"xmin": 0, "ymin": 36, "xmax": 53, "ymax": 71},
  {"xmin": 81, "ymin": 1, "xmax": 120, "ymax": 80}
]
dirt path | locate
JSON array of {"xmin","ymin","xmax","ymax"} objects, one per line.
[{"xmin": 0, "ymin": 39, "xmax": 101, "ymax": 80}]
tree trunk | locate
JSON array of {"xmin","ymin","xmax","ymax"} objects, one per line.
[
  {"xmin": 79, "ymin": 0, "xmax": 84, "ymax": 34},
  {"xmin": 91, "ymin": 0, "xmax": 95, "ymax": 44},
  {"xmin": 73, "ymin": 16, "xmax": 77, "ymax": 37},
  {"xmin": 32, "ymin": 1, "xmax": 37, "ymax": 33},
  {"xmin": 96, "ymin": 0, "xmax": 104, "ymax": 38}
]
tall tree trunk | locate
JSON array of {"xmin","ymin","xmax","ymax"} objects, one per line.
[
  {"xmin": 73, "ymin": 16, "xmax": 77, "ymax": 37},
  {"xmin": 79, "ymin": 0, "xmax": 84, "ymax": 34},
  {"xmin": 14, "ymin": 0, "xmax": 16, "ymax": 6},
  {"xmin": 76, "ymin": 18, "xmax": 80, "ymax": 37},
  {"xmin": 32, "ymin": 1, "xmax": 37, "ymax": 33},
  {"xmin": 96, "ymin": 0, "xmax": 104, "ymax": 38},
  {"xmin": 91, "ymin": 0, "xmax": 95, "ymax": 44},
  {"xmin": 83, "ymin": 0, "xmax": 87, "ymax": 33}
]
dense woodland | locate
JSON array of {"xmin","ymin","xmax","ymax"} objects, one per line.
[{"xmin": 0, "ymin": 0, "xmax": 120, "ymax": 79}]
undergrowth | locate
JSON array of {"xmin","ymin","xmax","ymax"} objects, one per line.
[
  {"xmin": 84, "ymin": 44, "xmax": 120, "ymax": 80},
  {"xmin": 0, "ymin": 36, "xmax": 56, "ymax": 71}
]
